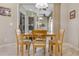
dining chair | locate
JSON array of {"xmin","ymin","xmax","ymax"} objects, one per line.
[
  {"xmin": 57, "ymin": 29, "xmax": 65, "ymax": 55},
  {"xmin": 32, "ymin": 30, "xmax": 47, "ymax": 56},
  {"xmin": 49, "ymin": 29, "xmax": 65, "ymax": 56},
  {"xmin": 16, "ymin": 33, "xmax": 31, "ymax": 56}
]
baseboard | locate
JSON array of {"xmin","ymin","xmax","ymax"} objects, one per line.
[
  {"xmin": 64, "ymin": 43, "xmax": 79, "ymax": 51},
  {"xmin": 0, "ymin": 43, "xmax": 16, "ymax": 48}
]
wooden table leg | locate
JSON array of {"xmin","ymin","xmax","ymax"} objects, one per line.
[
  {"xmin": 20, "ymin": 40, "xmax": 24, "ymax": 56},
  {"xmin": 28, "ymin": 43, "xmax": 30, "ymax": 56},
  {"xmin": 27, "ymin": 37, "xmax": 30, "ymax": 56}
]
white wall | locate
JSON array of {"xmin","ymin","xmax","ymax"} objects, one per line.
[
  {"xmin": 0, "ymin": 4, "xmax": 17, "ymax": 45},
  {"xmin": 60, "ymin": 4, "xmax": 69, "ymax": 43},
  {"xmin": 53, "ymin": 4, "xmax": 61, "ymax": 39},
  {"xmin": 61, "ymin": 3, "xmax": 79, "ymax": 48}
]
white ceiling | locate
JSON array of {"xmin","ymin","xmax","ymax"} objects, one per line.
[{"xmin": 20, "ymin": 3, "xmax": 53, "ymax": 17}]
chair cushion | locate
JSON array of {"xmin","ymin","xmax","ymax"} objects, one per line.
[
  {"xmin": 33, "ymin": 40, "xmax": 46, "ymax": 46},
  {"xmin": 24, "ymin": 40, "xmax": 31, "ymax": 42},
  {"xmin": 34, "ymin": 44, "xmax": 45, "ymax": 46}
]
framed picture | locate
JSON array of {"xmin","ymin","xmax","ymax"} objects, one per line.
[
  {"xmin": 70, "ymin": 10, "xmax": 76, "ymax": 19},
  {"xmin": 0, "ymin": 7, "xmax": 11, "ymax": 16}
]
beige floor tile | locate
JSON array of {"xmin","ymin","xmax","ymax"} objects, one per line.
[{"xmin": 0, "ymin": 43, "xmax": 79, "ymax": 56}]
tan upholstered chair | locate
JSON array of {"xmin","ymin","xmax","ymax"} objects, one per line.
[
  {"xmin": 49, "ymin": 29, "xmax": 65, "ymax": 56},
  {"xmin": 58, "ymin": 29, "xmax": 65, "ymax": 55},
  {"xmin": 16, "ymin": 34, "xmax": 31, "ymax": 56},
  {"xmin": 32, "ymin": 30, "xmax": 47, "ymax": 55}
]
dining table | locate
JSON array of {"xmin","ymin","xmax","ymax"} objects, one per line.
[{"xmin": 17, "ymin": 33, "xmax": 56, "ymax": 56}]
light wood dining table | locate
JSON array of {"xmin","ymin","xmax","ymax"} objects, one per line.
[{"xmin": 17, "ymin": 33, "xmax": 56, "ymax": 56}]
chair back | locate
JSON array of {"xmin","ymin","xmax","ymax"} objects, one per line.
[
  {"xmin": 16, "ymin": 34, "xmax": 24, "ymax": 40},
  {"xmin": 16, "ymin": 28, "xmax": 24, "ymax": 40},
  {"xmin": 32, "ymin": 30, "xmax": 47, "ymax": 40},
  {"xmin": 59, "ymin": 29, "xmax": 65, "ymax": 42}
]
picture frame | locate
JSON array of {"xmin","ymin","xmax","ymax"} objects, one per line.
[
  {"xmin": 70, "ymin": 10, "xmax": 76, "ymax": 19},
  {"xmin": 0, "ymin": 7, "xmax": 11, "ymax": 16}
]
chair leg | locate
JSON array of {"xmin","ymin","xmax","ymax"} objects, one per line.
[
  {"xmin": 50, "ymin": 44, "xmax": 58, "ymax": 56},
  {"xmin": 20, "ymin": 42, "xmax": 24, "ymax": 56},
  {"xmin": 44, "ymin": 47, "xmax": 46, "ymax": 56},
  {"xmin": 49, "ymin": 44, "xmax": 51, "ymax": 56},
  {"xmin": 17, "ymin": 42, "xmax": 19, "ymax": 56},
  {"xmin": 53, "ymin": 45, "xmax": 55, "ymax": 56},
  {"xmin": 34, "ymin": 48, "xmax": 36, "ymax": 53},
  {"xmin": 55, "ymin": 44, "xmax": 58, "ymax": 56},
  {"xmin": 26, "ymin": 45, "xmax": 27, "ymax": 50},
  {"xmin": 60, "ymin": 44, "xmax": 62, "ymax": 56},
  {"xmin": 48, "ymin": 41, "xmax": 51, "ymax": 56},
  {"xmin": 52, "ymin": 44, "xmax": 58, "ymax": 56},
  {"xmin": 33, "ymin": 46, "xmax": 35, "ymax": 56},
  {"xmin": 48, "ymin": 42, "xmax": 50, "ymax": 52},
  {"xmin": 28, "ymin": 44, "xmax": 30, "ymax": 56},
  {"xmin": 58, "ymin": 44, "xmax": 62, "ymax": 56}
]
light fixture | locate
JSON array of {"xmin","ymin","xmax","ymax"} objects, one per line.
[
  {"xmin": 38, "ymin": 17, "xmax": 43, "ymax": 20},
  {"xmin": 35, "ymin": 3, "xmax": 49, "ymax": 17},
  {"xmin": 35, "ymin": 3, "xmax": 48, "ymax": 9}
]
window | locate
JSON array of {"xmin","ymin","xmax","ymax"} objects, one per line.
[
  {"xmin": 28, "ymin": 17, "xmax": 34, "ymax": 31},
  {"xmin": 19, "ymin": 12, "xmax": 25, "ymax": 34}
]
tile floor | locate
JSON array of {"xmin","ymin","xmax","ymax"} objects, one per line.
[{"xmin": 0, "ymin": 43, "xmax": 79, "ymax": 56}]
